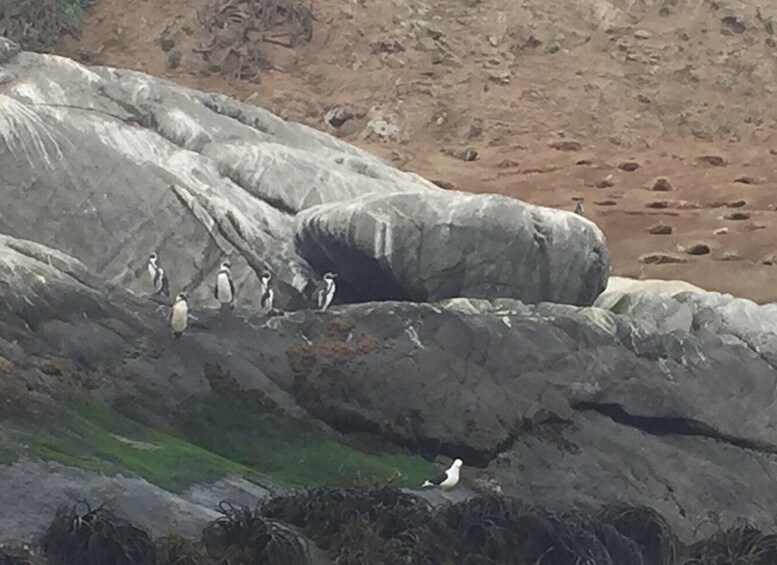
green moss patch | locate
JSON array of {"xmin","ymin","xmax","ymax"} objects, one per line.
[
  {"xmin": 0, "ymin": 444, "xmax": 18, "ymax": 465},
  {"xmin": 1, "ymin": 402, "xmax": 252, "ymax": 491},
  {"xmin": 177, "ymin": 395, "xmax": 435, "ymax": 488},
  {"xmin": 0, "ymin": 397, "xmax": 435, "ymax": 492}
]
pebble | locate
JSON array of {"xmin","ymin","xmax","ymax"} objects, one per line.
[
  {"xmin": 724, "ymin": 211, "xmax": 751, "ymax": 221},
  {"xmin": 647, "ymin": 223, "xmax": 673, "ymax": 235},
  {"xmin": 639, "ymin": 252, "xmax": 689, "ymax": 265},
  {"xmin": 697, "ymin": 155, "xmax": 726, "ymax": 166},
  {"xmin": 685, "ymin": 243, "xmax": 711, "ymax": 256},
  {"xmin": 651, "ymin": 177, "xmax": 673, "ymax": 191}
]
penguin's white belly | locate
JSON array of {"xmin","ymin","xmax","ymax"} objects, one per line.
[
  {"xmin": 262, "ymin": 287, "xmax": 274, "ymax": 311},
  {"xmin": 217, "ymin": 274, "xmax": 233, "ymax": 303},
  {"xmin": 322, "ymin": 286, "xmax": 335, "ymax": 309},
  {"xmin": 171, "ymin": 303, "xmax": 188, "ymax": 332},
  {"xmin": 148, "ymin": 264, "xmax": 156, "ymax": 280}
]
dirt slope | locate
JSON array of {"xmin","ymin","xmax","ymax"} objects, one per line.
[{"xmin": 56, "ymin": 0, "xmax": 777, "ymax": 302}]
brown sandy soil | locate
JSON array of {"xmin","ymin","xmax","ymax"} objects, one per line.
[{"xmin": 56, "ymin": 0, "xmax": 777, "ymax": 302}]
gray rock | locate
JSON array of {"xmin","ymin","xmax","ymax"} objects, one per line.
[
  {"xmin": 294, "ymin": 191, "xmax": 610, "ymax": 305},
  {"xmin": 0, "ymin": 49, "xmax": 436, "ymax": 312},
  {"xmin": 0, "ymin": 459, "xmax": 270, "ymax": 542},
  {"xmin": 2, "ymin": 235, "xmax": 777, "ymax": 545},
  {"xmin": 596, "ymin": 289, "xmax": 693, "ymax": 334},
  {"xmin": 0, "ymin": 37, "xmax": 20, "ymax": 64},
  {"xmin": 0, "ymin": 44, "xmax": 610, "ymax": 312}
]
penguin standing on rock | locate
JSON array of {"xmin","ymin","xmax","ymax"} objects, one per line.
[
  {"xmin": 214, "ymin": 260, "xmax": 235, "ymax": 311},
  {"xmin": 314, "ymin": 272, "xmax": 337, "ymax": 312},
  {"xmin": 147, "ymin": 253, "xmax": 170, "ymax": 296},
  {"xmin": 260, "ymin": 271, "xmax": 274, "ymax": 313},
  {"xmin": 169, "ymin": 292, "xmax": 189, "ymax": 338},
  {"xmin": 574, "ymin": 201, "xmax": 585, "ymax": 216}
]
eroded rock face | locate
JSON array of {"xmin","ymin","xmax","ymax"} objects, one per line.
[
  {"xmin": 0, "ymin": 45, "xmax": 611, "ymax": 312},
  {"xmin": 0, "ymin": 48, "xmax": 436, "ymax": 312},
  {"xmin": 294, "ymin": 191, "xmax": 610, "ymax": 305},
  {"xmin": 2, "ymin": 236, "xmax": 777, "ymax": 543}
]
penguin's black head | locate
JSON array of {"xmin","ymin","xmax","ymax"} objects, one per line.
[
  {"xmin": 261, "ymin": 271, "xmax": 272, "ymax": 281},
  {"xmin": 149, "ymin": 253, "xmax": 157, "ymax": 261},
  {"xmin": 221, "ymin": 260, "xmax": 231, "ymax": 270},
  {"xmin": 324, "ymin": 272, "xmax": 337, "ymax": 281},
  {"xmin": 176, "ymin": 291, "xmax": 188, "ymax": 301}
]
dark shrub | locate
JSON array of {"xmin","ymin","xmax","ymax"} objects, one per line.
[
  {"xmin": 202, "ymin": 501, "xmax": 310, "ymax": 565},
  {"xmin": 41, "ymin": 502, "xmax": 155, "ymax": 565}
]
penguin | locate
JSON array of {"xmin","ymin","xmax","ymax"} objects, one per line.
[
  {"xmin": 214, "ymin": 260, "xmax": 235, "ymax": 310},
  {"xmin": 314, "ymin": 272, "xmax": 337, "ymax": 312},
  {"xmin": 169, "ymin": 292, "xmax": 189, "ymax": 338},
  {"xmin": 260, "ymin": 271, "xmax": 274, "ymax": 313},
  {"xmin": 147, "ymin": 253, "xmax": 170, "ymax": 296},
  {"xmin": 574, "ymin": 201, "xmax": 584, "ymax": 216}
]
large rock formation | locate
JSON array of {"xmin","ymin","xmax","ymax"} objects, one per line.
[
  {"xmin": 0, "ymin": 36, "xmax": 605, "ymax": 312},
  {"xmin": 2, "ymin": 228, "xmax": 777, "ymax": 544},
  {"xmin": 294, "ymin": 191, "xmax": 609, "ymax": 305}
]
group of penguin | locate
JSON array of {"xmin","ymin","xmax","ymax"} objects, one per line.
[
  {"xmin": 147, "ymin": 253, "xmax": 338, "ymax": 339},
  {"xmin": 147, "ymin": 252, "xmax": 466, "ymax": 494}
]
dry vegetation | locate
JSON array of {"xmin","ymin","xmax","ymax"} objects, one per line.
[{"xmin": 24, "ymin": 490, "xmax": 777, "ymax": 564}]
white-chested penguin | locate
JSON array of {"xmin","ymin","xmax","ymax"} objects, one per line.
[
  {"xmin": 260, "ymin": 271, "xmax": 274, "ymax": 313},
  {"xmin": 214, "ymin": 260, "xmax": 235, "ymax": 311},
  {"xmin": 169, "ymin": 292, "xmax": 189, "ymax": 338},
  {"xmin": 147, "ymin": 253, "xmax": 170, "ymax": 296},
  {"xmin": 314, "ymin": 272, "xmax": 337, "ymax": 312}
]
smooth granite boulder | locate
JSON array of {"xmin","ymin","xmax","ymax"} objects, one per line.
[{"xmin": 294, "ymin": 191, "xmax": 610, "ymax": 305}]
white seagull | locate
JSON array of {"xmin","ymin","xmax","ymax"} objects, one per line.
[
  {"xmin": 422, "ymin": 458, "xmax": 463, "ymax": 496},
  {"xmin": 214, "ymin": 260, "xmax": 235, "ymax": 311},
  {"xmin": 314, "ymin": 272, "xmax": 337, "ymax": 312}
]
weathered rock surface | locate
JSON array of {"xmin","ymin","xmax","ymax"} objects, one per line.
[
  {"xmin": 0, "ymin": 40, "xmax": 438, "ymax": 311},
  {"xmin": 2, "ymin": 234, "xmax": 777, "ymax": 544},
  {"xmin": 295, "ymin": 191, "xmax": 610, "ymax": 305},
  {"xmin": 0, "ymin": 39, "xmax": 604, "ymax": 312},
  {"xmin": 0, "ymin": 459, "xmax": 274, "ymax": 543}
]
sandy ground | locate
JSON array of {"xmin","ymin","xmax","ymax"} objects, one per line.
[{"xmin": 56, "ymin": 0, "xmax": 777, "ymax": 302}]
